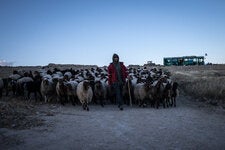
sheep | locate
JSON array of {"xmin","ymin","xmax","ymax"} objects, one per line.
[
  {"xmin": 8, "ymin": 74, "xmax": 21, "ymax": 95},
  {"xmin": 66, "ymin": 80, "xmax": 79, "ymax": 106},
  {"xmin": 0, "ymin": 78, "xmax": 3, "ymax": 98},
  {"xmin": 52, "ymin": 73, "xmax": 62, "ymax": 80},
  {"xmin": 17, "ymin": 76, "xmax": 33, "ymax": 84},
  {"xmin": 23, "ymin": 80, "xmax": 42, "ymax": 101},
  {"xmin": 170, "ymin": 82, "xmax": 179, "ymax": 107},
  {"xmin": 76, "ymin": 80, "xmax": 93, "ymax": 111},
  {"xmin": 41, "ymin": 78, "xmax": 55, "ymax": 103},
  {"xmin": 162, "ymin": 82, "xmax": 172, "ymax": 108},
  {"xmin": 153, "ymin": 79, "xmax": 166, "ymax": 109},
  {"xmin": 54, "ymin": 71, "xmax": 63, "ymax": 77},
  {"xmin": 9, "ymin": 74, "xmax": 21, "ymax": 80},
  {"xmin": 134, "ymin": 82, "xmax": 152, "ymax": 107},
  {"xmin": 23, "ymin": 71, "xmax": 43, "ymax": 101},
  {"xmin": 94, "ymin": 80, "xmax": 107, "ymax": 107},
  {"xmin": 1, "ymin": 66, "xmax": 180, "ymax": 108},
  {"xmin": 75, "ymin": 74, "xmax": 84, "ymax": 82},
  {"xmin": 64, "ymin": 71, "xmax": 72, "ymax": 80},
  {"xmin": 0, "ymin": 78, "xmax": 12, "ymax": 97},
  {"xmin": 56, "ymin": 78, "xmax": 68, "ymax": 105},
  {"xmin": 16, "ymin": 77, "xmax": 34, "ymax": 96},
  {"xmin": 123, "ymin": 79, "xmax": 135, "ymax": 105}
]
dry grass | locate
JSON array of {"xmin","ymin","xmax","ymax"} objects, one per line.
[{"xmin": 165, "ymin": 65, "xmax": 225, "ymax": 103}]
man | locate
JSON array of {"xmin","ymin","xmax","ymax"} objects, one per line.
[{"xmin": 108, "ymin": 53, "xmax": 128, "ymax": 110}]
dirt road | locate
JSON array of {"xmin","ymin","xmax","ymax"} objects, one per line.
[{"xmin": 1, "ymin": 96, "xmax": 225, "ymax": 150}]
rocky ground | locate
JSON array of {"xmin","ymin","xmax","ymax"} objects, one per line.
[
  {"xmin": 1, "ymin": 94, "xmax": 225, "ymax": 150},
  {"xmin": 0, "ymin": 97, "xmax": 44, "ymax": 130}
]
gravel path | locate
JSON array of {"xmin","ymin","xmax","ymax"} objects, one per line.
[{"xmin": 1, "ymin": 96, "xmax": 225, "ymax": 150}]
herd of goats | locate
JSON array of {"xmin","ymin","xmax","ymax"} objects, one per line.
[{"xmin": 0, "ymin": 66, "xmax": 178, "ymax": 111}]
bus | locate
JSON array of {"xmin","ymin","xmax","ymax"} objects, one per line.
[{"xmin": 163, "ymin": 56, "xmax": 205, "ymax": 66}]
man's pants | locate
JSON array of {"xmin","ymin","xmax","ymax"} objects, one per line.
[{"xmin": 112, "ymin": 82, "xmax": 123, "ymax": 107}]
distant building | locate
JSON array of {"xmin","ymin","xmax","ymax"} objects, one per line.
[
  {"xmin": 143, "ymin": 61, "xmax": 156, "ymax": 66},
  {"xmin": 163, "ymin": 56, "xmax": 204, "ymax": 66}
]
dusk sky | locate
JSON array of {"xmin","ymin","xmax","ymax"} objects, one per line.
[{"xmin": 0, "ymin": 0, "xmax": 225, "ymax": 66}]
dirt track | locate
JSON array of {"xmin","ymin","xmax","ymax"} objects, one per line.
[{"xmin": 1, "ymin": 95, "xmax": 225, "ymax": 150}]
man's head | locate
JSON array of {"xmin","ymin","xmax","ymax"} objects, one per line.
[{"xmin": 112, "ymin": 53, "xmax": 119, "ymax": 63}]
